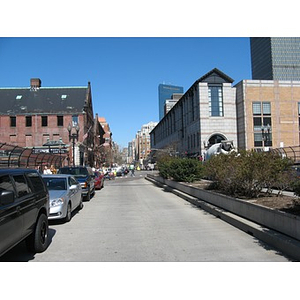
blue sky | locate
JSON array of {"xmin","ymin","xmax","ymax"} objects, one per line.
[
  {"xmin": 0, "ymin": 37, "xmax": 252, "ymax": 147},
  {"xmin": 0, "ymin": 1, "xmax": 297, "ymax": 148}
]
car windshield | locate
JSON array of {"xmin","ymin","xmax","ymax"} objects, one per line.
[
  {"xmin": 59, "ymin": 167, "xmax": 89, "ymax": 176},
  {"xmin": 43, "ymin": 178, "xmax": 67, "ymax": 190}
]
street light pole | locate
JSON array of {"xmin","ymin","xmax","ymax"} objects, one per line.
[
  {"xmin": 261, "ymin": 124, "xmax": 271, "ymax": 150},
  {"xmin": 67, "ymin": 123, "xmax": 80, "ymax": 167}
]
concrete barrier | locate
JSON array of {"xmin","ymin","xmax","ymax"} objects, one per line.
[{"xmin": 146, "ymin": 174, "xmax": 300, "ymax": 242}]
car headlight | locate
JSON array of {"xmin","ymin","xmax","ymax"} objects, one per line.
[
  {"xmin": 81, "ymin": 182, "xmax": 88, "ymax": 188},
  {"xmin": 51, "ymin": 198, "xmax": 65, "ymax": 207}
]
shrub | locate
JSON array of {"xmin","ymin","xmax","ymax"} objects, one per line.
[
  {"xmin": 157, "ymin": 157, "xmax": 203, "ymax": 183},
  {"xmin": 204, "ymin": 151, "xmax": 295, "ymax": 198},
  {"xmin": 157, "ymin": 156, "xmax": 173, "ymax": 179}
]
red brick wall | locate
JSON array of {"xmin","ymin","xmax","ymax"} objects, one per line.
[{"xmin": 0, "ymin": 114, "xmax": 86, "ymax": 147}]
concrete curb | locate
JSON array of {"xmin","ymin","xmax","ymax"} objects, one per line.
[{"xmin": 145, "ymin": 175, "xmax": 300, "ymax": 261}]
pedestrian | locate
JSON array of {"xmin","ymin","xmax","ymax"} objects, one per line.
[
  {"xmin": 50, "ymin": 165, "xmax": 57, "ymax": 174},
  {"xmin": 43, "ymin": 166, "xmax": 52, "ymax": 174},
  {"xmin": 130, "ymin": 164, "xmax": 135, "ymax": 177}
]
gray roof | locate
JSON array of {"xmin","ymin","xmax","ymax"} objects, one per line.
[
  {"xmin": 197, "ymin": 68, "xmax": 234, "ymax": 84},
  {"xmin": 0, "ymin": 86, "xmax": 89, "ymax": 115}
]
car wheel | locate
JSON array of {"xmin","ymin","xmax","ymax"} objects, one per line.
[
  {"xmin": 65, "ymin": 202, "xmax": 72, "ymax": 222},
  {"xmin": 26, "ymin": 213, "xmax": 48, "ymax": 253},
  {"xmin": 85, "ymin": 189, "xmax": 91, "ymax": 201},
  {"xmin": 79, "ymin": 196, "xmax": 83, "ymax": 210}
]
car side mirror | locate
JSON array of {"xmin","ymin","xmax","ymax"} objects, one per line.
[
  {"xmin": 70, "ymin": 185, "xmax": 77, "ymax": 190},
  {"xmin": 0, "ymin": 190, "xmax": 15, "ymax": 205}
]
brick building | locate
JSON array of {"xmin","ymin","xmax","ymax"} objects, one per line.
[
  {"xmin": 98, "ymin": 117, "xmax": 113, "ymax": 167},
  {"xmin": 236, "ymin": 79, "xmax": 300, "ymax": 150},
  {"xmin": 136, "ymin": 121, "xmax": 157, "ymax": 166},
  {"xmin": 0, "ymin": 78, "xmax": 97, "ymax": 167}
]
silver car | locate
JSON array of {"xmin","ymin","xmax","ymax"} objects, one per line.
[{"xmin": 42, "ymin": 174, "xmax": 83, "ymax": 222}]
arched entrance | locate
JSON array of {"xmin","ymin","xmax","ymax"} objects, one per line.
[{"xmin": 208, "ymin": 134, "xmax": 226, "ymax": 147}]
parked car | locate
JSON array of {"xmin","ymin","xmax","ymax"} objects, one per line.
[
  {"xmin": 42, "ymin": 174, "xmax": 83, "ymax": 222},
  {"xmin": 94, "ymin": 171, "xmax": 104, "ymax": 190},
  {"xmin": 0, "ymin": 168, "xmax": 49, "ymax": 257},
  {"xmin": 57, "ymin": 166, "xmax": 95, "ymax": 201}
]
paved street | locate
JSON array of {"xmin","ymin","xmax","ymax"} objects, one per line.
[{"xmin": 0, "ymin": 172, "xmax": 290, "ymax": 262}]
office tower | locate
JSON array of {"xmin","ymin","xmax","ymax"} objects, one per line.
[
  {"xmin": 164, "ymin": 93, "xmax": 183, "ymax": 115},
  {"xmin": 250, "ymin": 37, "xmax": 300, "ymax": 80},
  {"xmin": 158, "ymin": 84, "xmax": 184, "ymax": 120}
]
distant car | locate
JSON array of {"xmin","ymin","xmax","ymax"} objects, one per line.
[
  {"xmin": 116, "ymin": 167, "xmax": 129, "ymax": 176},
  {"xmin": 57, "ymin": 166, "xmax": 95, "ymax": 201},
  {"xmin": 0, "ymin": 168, "xmax": 49, "ymax": 257},
  {"xmin": 42, "ymin": 174, "xmax": 83, "ymax": 222},
  {"xmin": 116, "ymin": 168, "xmax": 123, "ymax": 177},
  {"xmin": 94, "ymin": 171, "xmax": 104, "ymax": 190}
]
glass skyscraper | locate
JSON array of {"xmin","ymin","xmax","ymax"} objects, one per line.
[
  {"xmin": 158, "ymin": 84, "xmax": 184, "ymax": 120},
  {"xmin": 250, "ymin": 37, "xmax": 300, "ymax": 80}
]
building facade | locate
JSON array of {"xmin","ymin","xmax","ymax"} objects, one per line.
[
  {"xmin": 0, "ymin": 78, "xmax": 95, "ymax": 167},
  {"xmin": 164, "ymin": 93, "xmax": 183, "ymax": 115},
  {"xmin": 151, "ymin": 69, "xmax": 237, "ymax": 158},
  {"xmin": 158, "ymin": 84, "xmax": 184, "ymax": 120},
  {"xmin": 235, "ymin": 79, "xmax": 300, "ymax": 151},
  {"xmin": 251, "ymin": 37, "xmax": 300, "ymax": 80},
  {"xmin": 136, "ymin": 121, "xmax": 158, "ymax": 166},
  {"xmin": 98, "ymin": 117, "xmax": 113, "ymax": 167}
]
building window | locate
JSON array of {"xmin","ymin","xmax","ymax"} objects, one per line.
[
  {"xmin": 262, "ymin": 102, "xmax": 271, "ymax": 115},
  {"xmin": 254, "ymin": 133, "xmax": 263, "ymax": 147},
  {"xmin": 43, "ymin": 134, "xmax": 49, "ymax": 145},
  {"xmin": 253, "ymin": 102, "xmax": 261, "ymax": 115},
  {"xmin": 41, "ymin": 116, "xmax": 48, "ymax": 127},
  {"xmin": 253, "ymin": 117, "xmax": 262, "ymax": 131},
  {"xmin": 253, "ymin": 102, "xmax": 272, "ymax": 147},
  {"xmin": 208, "ymin": 85, "xmax": 223, "ymax": 117},
  {"xmin": 26, "ymin": 116, "xmax": 32, "ymax": 127},
  {"xmin": 9, "ymin": 135, "xmax": 17, "ymax": 143},
  {"xmin": 10, "ymin": 116, "xmax": 16, "ymax": 127},
  {"xmin": 72, "ymin": 115, "xmax": 78, "ymax": 126},
  {"xmin": 57, "ymin": 115, "xmax": 64, "ymax": 127}
]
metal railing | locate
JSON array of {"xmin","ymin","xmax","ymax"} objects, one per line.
[
  {"xmin": 0, "ymin": 143, "xmax": 68, "ymax": 169},
  {"xmin": 271, "ymin": 145, "xmax": 300, "ymax": 164}
]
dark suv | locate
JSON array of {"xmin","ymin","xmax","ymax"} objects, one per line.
[
  {"xmin": 58, "ymin": 166, "xmax": 95, "ymax": 201},
  {"xmin": 0, "ymin": 168, "xmax": 49, "ymax": 257}
]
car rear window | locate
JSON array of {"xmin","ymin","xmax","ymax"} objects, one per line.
[
  {"xmin": 43, "ymin": 178, "xmax": 67, "ymax": 190},
  {"xmin": 59, "ymin": 167, "xmax": 89, "ymax": 176}
]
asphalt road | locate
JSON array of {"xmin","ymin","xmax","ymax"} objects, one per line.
[{"xmin": 0, "ymin": 171, "xmax": 290, "ymax": 262}]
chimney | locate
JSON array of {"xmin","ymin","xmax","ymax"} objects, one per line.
[{"xmin": 30, "ymin": 78, "xmax": 41, "ymax": 89}]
